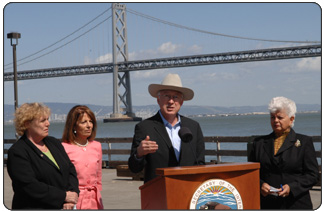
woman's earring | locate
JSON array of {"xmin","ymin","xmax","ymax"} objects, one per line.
[{"xmin": 73, "ymin": 130, "xmax": 76, "ymax": 134}]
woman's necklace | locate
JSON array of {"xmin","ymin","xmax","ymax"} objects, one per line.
[
  {"xmin": 73, "ymin": 139, "xmax": 89, "ymax": 147},
  {"xmin": 39, "ymin": 144, "xmax": 48, "ymax": 152},
  {"xmin": 31, "ymin": 139, "xmax": 48, "ymax": 152}
]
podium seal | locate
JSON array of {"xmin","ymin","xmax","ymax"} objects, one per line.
[{"xmin": 189, "ymin": 179, "xmax": 243, "ymax": 209}]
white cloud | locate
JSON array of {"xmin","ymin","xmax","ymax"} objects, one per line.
[
  {"xmin": 296, "ymin": 57, "xmax": 320, "ymax": 71},
  {"xmin": 281, "ymin": 57, "xmax": 320, "ymax": 73},
  {"xmin": 157, "ymin": 42, "xmax": 181, "ymax": 54},
  {"xmin": 95, "ymin": 53, "xmax": 113, "ymax": 63},
  {"xmin": 187, "ymin": 44, "xmax": 203, "ymax": 54},
  {"xmin": 95, "ymin": 42, "xmax": 204, "ymax": 63},
  {"xmin": 128, "ymin": 49, "xmax": 158, "ymax": 61},
  {"xmin": 132, "ymin": 69, "xmax": 170, "ymax": 80},
  {"xmin": 195, "ymin": 71, "xmax": 239, "ymax": 82}
]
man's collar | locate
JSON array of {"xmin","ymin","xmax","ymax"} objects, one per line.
[{"xmin": 158, "ymin": 110, "xmax": 181, "ymax": 127}]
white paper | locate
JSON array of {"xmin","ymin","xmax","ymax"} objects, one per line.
[{"xmin": 269, "ymin": 186, "xmax": 281, "ymax": 196}]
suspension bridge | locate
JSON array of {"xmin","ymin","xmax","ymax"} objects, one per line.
[{"xmin": 4, "ymin": 3, "xmax": 321, "ymax": 121}]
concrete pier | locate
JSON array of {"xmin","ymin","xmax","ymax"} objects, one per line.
[{"xmin": 2, "ymin": 168, "xmax": 321, "ymax": 210}]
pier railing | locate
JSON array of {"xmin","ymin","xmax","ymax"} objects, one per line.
[
  {"xmin": 4, "ymin": 136, "xmax": 321, "ymax": 184},
  {"xmin": 4, "ymin": 135, "xmax": 321, "ymax": 167},
  {"xmin": 95, "ymin": 136, "xmax": 256, "ymax": 168}
]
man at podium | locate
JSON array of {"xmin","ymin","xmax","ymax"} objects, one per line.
[{"xmin": 128, "ymin": 73, "xmax": 205, "ymax": 183}]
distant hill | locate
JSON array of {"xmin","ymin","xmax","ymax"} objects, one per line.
[{"xmin": 3, "ymin": 102, "xmax": 321, "ymax": 122}]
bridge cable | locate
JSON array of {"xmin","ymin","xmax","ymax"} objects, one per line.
[
  {"xmin": 126, "ymin": 8, "xmax": 321, "ymax": 44},
  {"xmin": 9, "ymin": 15, "xmax": 112, "ymax": 69},
  {"xmin": 5, "ymin": 8, "xmax": 111, "ymax": 69}
]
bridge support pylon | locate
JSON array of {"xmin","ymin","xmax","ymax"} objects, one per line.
[{"xmin": 104, "ymin": 3, "xmax": 142, "ymax": 123}]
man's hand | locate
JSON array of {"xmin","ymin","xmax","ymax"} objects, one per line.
[{"xmin": 136, "ymin": 135, "xmax": 158, "ymax": 158}]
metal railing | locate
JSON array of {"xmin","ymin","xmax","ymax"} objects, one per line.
[{"xmin": 5, "ymin": 136, "xmax": 320, "ymax": 167}]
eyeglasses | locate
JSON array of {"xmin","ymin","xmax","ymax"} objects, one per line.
[{"xmin": 158, "ymin": 94, "xmax": 183, "ymax": 102}]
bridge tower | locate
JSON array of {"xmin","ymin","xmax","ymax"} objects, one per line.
[{"xmin": 105, "ymin": 3, "xmax": 141, "ymax": 122}]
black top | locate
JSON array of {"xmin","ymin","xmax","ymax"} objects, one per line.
[
  {"xmin": 7, "ymin": 135, "xmax": 79, "ymax": 209},
  {"xmin": 249, "ymin": 129, "xmax": 319, "ymax": 209}
]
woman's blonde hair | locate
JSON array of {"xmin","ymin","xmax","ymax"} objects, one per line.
[
  {"xmin": 14, "ymin": 103, "xmax": 51, "ymax": 136},
  {"xmin": 62, "ymin": 105, "xmax": 97, "ymax": 143}
]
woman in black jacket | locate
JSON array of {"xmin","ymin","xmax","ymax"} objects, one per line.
[
  {"xmin": 249, "ymin": 97, "xmax": 319, "ymax": 209},
  {"xmin": 7, "ymin": 102, "xmax": 79, "ymax": 209}
]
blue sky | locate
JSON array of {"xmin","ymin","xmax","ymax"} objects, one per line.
[{"xmin": 2, "ymin": 1, "xmax": 322, "ymax": 108}]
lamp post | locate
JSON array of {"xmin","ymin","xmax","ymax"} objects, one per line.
[
  {"xmin": 7, "ymin": 32, "xmax": 21, "ymax": 111},
  {"xmin": 7, "ymin": 32, "xmax": 21, "ymax": 140}
]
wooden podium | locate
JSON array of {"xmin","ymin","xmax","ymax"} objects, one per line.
[{"xmin": 139, "ymin": 162, "xmax": 260, "ymax": 209}]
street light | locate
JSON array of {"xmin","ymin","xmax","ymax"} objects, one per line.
[
  {"xmin": 7, "ymin": 32, "xmax": 21, "ymax": 140},
  {"xmin": 7, "ymin": 32, "xmax": 21, "ymax": 111}
]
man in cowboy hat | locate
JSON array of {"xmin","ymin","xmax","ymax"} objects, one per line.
[{"xmin": 128, "ymin": 73, "xmax": 205, "ymax": 183}]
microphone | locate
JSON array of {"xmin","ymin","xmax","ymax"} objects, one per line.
[
  {"xmin": 178, "ymin": 127, "xmax": 198, "ymax": 165},
  {"xmin": 178, "ymin": 127, "xmax": 193, "ymax": 143}
]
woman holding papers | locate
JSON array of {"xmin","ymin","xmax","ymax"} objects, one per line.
[
  {"xmin": 249, "ymin": 97, "xmax": 319, "ymax": 209},
  {"xmin": 62, "ymin": 105, "xmax": 104, "ymax": 209}
]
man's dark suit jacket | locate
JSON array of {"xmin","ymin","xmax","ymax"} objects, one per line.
[
  {"xmin": 7, "ymin": 135, "xmax": 79, "ymax": 209},
  {"xmin": 128, "ymin": 112, "xmax": 205, "ymax": 183},
  {"xmin": 249, "ymin": 129, "xmax": 319, "ymax": 209}
]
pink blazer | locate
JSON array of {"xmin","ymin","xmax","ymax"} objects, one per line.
[{"xmin": 63, "ymin": 140, "xmax": 103, "ymax": 209}]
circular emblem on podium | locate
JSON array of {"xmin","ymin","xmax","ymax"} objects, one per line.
[{"xmin": 189, "ymin": 179, "xmax": 243, "ymax": 209}]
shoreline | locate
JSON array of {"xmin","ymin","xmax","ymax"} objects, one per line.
[
  {"xmin": 188, "ymin": 110, "xmax": 320, "ymax": 118},
  {"xmin": 3, "ymin": 111, "xmax": 321, "ymax": 125}
]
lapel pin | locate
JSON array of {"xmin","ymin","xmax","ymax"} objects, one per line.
[{"xmin": 295, "ymin": 139, "xmax": 301, "ymax": 147}]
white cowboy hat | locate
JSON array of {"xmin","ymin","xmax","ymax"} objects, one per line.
[{"xmin": 148, "ymin": 73, "xmax": 194, "ymax": 101}]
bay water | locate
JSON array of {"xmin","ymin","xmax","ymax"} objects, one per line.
[{"xmin": 3, "ymin": 112, "xmax": 321, "ymax": 163}]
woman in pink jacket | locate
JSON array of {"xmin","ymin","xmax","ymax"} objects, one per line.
[{"xmin": 62, "ymin": 105, "xmax": 103, "ymax": 209}]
